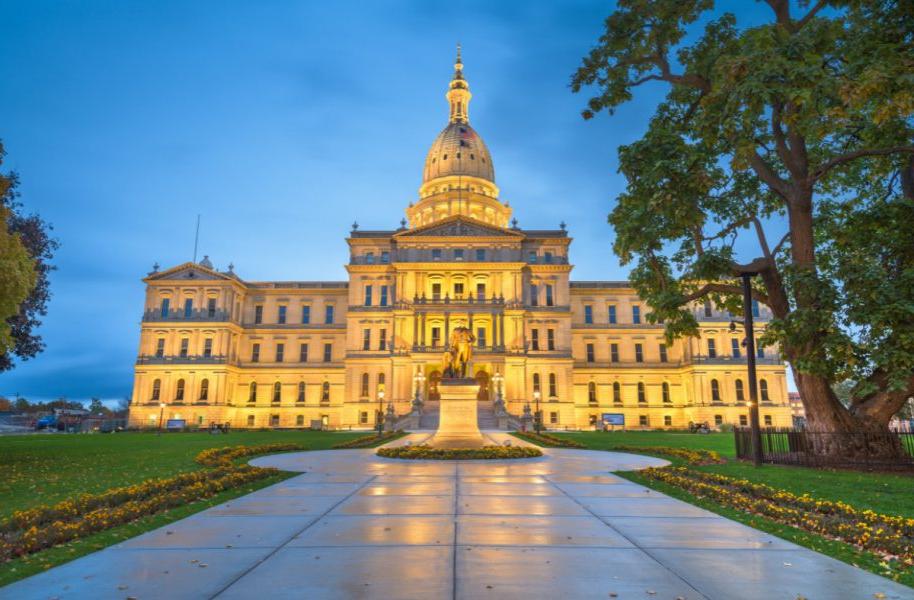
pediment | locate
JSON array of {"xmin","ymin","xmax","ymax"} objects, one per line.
[
  {"xmin": 395, "ymin": 216, "xmax": 523, "ymax": 239},
  {"xmin": 145, "ymin": 262, "xmax": 235, "ymax": 282}
]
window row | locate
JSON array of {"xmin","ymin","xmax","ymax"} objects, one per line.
[
  {"xmin": 247, "ymin": 381, "xmax": 331, "ymax": 404},
  {"xmin": 253, "ymin": 304, "xmax": 335, "ymax": 325},
  {"xmin": 158, "ymin": 298, "xmax": 219, "ymax": 319},
  {"xmin": 426, "ymin": 281, "xmax": 488, "ymax": 301},
  {"xmin": 584, "ymin": 342, "xmax": 668, "ymax": 363},
  {"xmin": 250, "ymin": 342, "xmax": 334, "ymax": 363},
  {"xmin": 701, "ymin": 299, "xmax": 762, "ymax": 319},
  {"xmin": 583, "ymin": 303, "xmax": 641, "ymax": 325},
  {"xmin": 529, "ymin": 284, "xmax": 555, "ymax": 307},
  {"xmin": 359, "ymin": 372, "xmax": 386, "ymax": 397},
  {"xmin": 706, "ymin": 338, "xmax": 765, "ymax": 359},
  {"xmin": 150, "ymin": 378, "xmax": 208, "ymax": 402},
  {"xmin": 709, "ymin": 378, "xmax": 771, "ymax": 403},
  {"xmin": 529, "ymin": 328, "xmax": 557, "ymax": 351},
  {"xmin": 586, "ymin": 381, "xmax": 671, "ymax": 405},
  {"xmin": 361, "ymin": 329, "xmax": 389, "ymax": 351},
  {"xmin": 531, "ymin": 373, "xmax": 560, "ymax": 398}
]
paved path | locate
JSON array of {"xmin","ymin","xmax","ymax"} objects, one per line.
[{"xmin": 4, "ymin": 435, "xmax": 912, "ymax": 599}]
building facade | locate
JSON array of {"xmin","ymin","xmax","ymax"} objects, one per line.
[{"xmin": 128, "ymin": 52, "xmax": 793, "ymax": 431}]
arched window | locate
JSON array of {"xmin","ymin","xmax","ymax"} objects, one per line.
[
  {"xmin": 637, "ymin": 382, "xmax": 646, "ymax": 403},
  {"xmin": 199, "ymin": 379, "xmax": 209, "ymax": 401},
  {"xmin": 760, "ymin": 379, "xmax": 770, "ymax": 402},
  {"xmin": 297, "ymin": 382, "xmax": 305, "ymax": 403},
  {"xmin": 360, "ymin": 373, "xmax": 370, "ymax": 397},
  {"xmin": 272, "ymin": 381, "xmax": 282, "ymax": 403},
  {"xmin": 321, "ymin": 381, "xmax": 330, "ymax": 403},
  {"xmin": 735, "ymin": 379, "xmax": 745, "ymax": 402},
  {"xmin": 588, "ymin": 381, "xmax": 597, "ymax": 404},
  {"xmin": 151, "ymin": 379, "xmax": 161, "ymax": 401},
  {"xmin": 377, "ymin": 372, "xmax": 385, "ymax": 392},
  {"xmin": 613, "ymin": 381, "xmax": 621, "ymax": 404},
  {"xmin": 711, "ymin": 379, "xmax": 721, "ymax": 402},
  {"xmin": 248, "ymin": 382, "xmax": 257, "ymax": 403},
  {"xmin": 532, "ymin": 373, "xmax": 541, "ymax": 394},
  {"xmin": 548, "ymin": 373, "xmax": 557, "ymax": 398},
  {"xmin": 246, "ymin": 414, "xmax": 255, "ymax": 427},
  {"xmin": 662, "ymin": 382, "xmax": 670, "ymax": 403},
  {"xmin": 175, "ymin": 379, "xmax": 185, "ymax": 401}
]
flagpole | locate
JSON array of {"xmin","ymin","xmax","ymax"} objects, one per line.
[{"xmin": 192, "ymin": 214, "xmax": 200, "ymax": 263}]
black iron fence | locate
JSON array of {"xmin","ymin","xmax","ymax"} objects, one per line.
[{"xmin": 734, "ymin": 427, "xmax": 914, "ymax": 470}]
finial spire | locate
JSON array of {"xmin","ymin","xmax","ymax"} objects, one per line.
[{"xmin": 447, "ymin": 44, "xmax": 471, "ymax": 124}]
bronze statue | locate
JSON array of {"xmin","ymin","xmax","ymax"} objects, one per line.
[{"xmin": 442, "ymin": 326, "xmax": 475, "ymax": 379}]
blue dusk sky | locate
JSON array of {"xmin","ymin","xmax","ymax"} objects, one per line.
[{"xmin": 0, "ymin": 1, "xmax": 787, "ymax": 404}]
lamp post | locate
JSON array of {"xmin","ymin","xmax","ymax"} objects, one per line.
[
  {"xmin": 741, "ymin": 272, "xmax": 763, "ymax": 467},
  {"xmin": 493, "ymin": 370, "xmax": 505, "ymax": 415},
  {"xmin": 376, "ymin": 389, "xmax": 385, "ymax": 437},
  {"xmin": 412, "ymin": 369, "xmax": 425, "ymax": 414},
  {"xmin": 533, "ymin": 390, "xmax": 542, "ymax": 434},
  {"xmin": 157, "ymin": 402, "xmax": 166, "ymax": 436}
]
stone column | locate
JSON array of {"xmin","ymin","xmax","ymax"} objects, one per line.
[
  {"xmin": 413, "ymin": 313, "xmax": 419, "ymax": 348},
  {"xmin": 444, "ymin": 312, "xmax": 450, "ymax": 344},
  {"xmin": 499, "ymin": 313, "xmax": 505, "ymax": 349}
]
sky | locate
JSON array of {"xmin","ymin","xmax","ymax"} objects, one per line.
[{"xmin": 0, "ymin": 0, "xmax": 786, "ymax": 404}]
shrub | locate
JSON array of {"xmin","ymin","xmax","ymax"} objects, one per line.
[
  {"xmin": 610, "ymin": 445, "xmax": 725, "ymax": 465},
  {"xmin": 332, "ymin": 431, "xmax": 404, "ymax": 449},
  {"xmin": 377, "ymin": 445, "xmax": 542, "ymax": 460},
  {"xmin": 513, "ymin": 431, "xmax": 585, "ymax": 448}
]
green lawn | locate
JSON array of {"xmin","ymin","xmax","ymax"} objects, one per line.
[
  {"xmin": 0, "ymin": 430, "xmax": 363, "ymax": 518},
  {"xmin": 553, "ymin": 431, "xmax": 914, "ymax": 518}
]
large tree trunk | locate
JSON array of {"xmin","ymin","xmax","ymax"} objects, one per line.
[{"xmin": 792, "ymin": 369, "xmax": 908, "ymax": 462}]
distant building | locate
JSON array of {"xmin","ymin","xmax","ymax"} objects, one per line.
[
  {"xmin": 788, "ymin": 392, "xmax": 806, "ymax": 428},
  {"xmin": 128, "ymin": 50, "xmax": 794, "ymax": 432}
]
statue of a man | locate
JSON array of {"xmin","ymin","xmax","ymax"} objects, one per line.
[{"xmin": 442, "ymin": 326, "xmax": 475, "ymax": 379}]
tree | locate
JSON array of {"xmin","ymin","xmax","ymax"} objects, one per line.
[
  {"xmin": 88, "ymin": 398, "xmax": 105, "ymax": 414},
  {"xmin": 572, "ymin": 0, "xmax": 914, "ymax": 457},
  {"xmin": 0, "ymin": 141, "xmax": 58, "ymax": 372},
  {"xmin": 0, "ymin": 202, "xmax": 35, "ymax": 356}
]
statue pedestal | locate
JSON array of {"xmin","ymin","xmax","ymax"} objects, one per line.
[{"xmin": 428, "ymin": 379, "xmax": 485, "ymax": 448}]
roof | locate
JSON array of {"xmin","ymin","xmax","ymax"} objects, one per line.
[{"xmin": 570, "ymin": 281, "xmax": 633, "ymax": 289}]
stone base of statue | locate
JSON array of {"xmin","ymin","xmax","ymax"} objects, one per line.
[{"xmin": 428, "ymin": 379, "xmax": 486, "ymax": 448}]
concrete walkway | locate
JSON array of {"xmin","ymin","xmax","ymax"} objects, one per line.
[{"xmin": 3, "ymin": 435, "xmax": 912, "ymax": 599}]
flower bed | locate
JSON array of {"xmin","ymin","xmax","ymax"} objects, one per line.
[
  {"xmin": 332, "ymin": 430, "xmax": 404, "ymax": 449},
  {"xmin": 0, "ymin": 443, "xmax": 304, "ymax": 560},
  {"xmin": 513, "ymin": 431, "xmax": 585, "ymax": 448},
  {"xmin": 609, "ymin": 445, "xmax": 725, "ymax": 465},
  {"xmin": 377, "ymin": 445, "xmax": 542, "ymax": 460},
  {"xmin": 641, "ymin": 466, "xmax": 914, "ymax": 566}
]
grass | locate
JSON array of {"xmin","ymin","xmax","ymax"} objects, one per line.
[
  {"xmin": 0, "ymin": 430, "xmax": 363, "ymax": 585},
  {"xmin": 547, "ymin": 430, "xmax": 914, "ymax": 587},
  {"xmin": 552, "ymin": 431, "xmax": 914, "ymax": 518},
  {"xmin": 0, "ymin": 430, "xmax": 363, "ymax": 518}
]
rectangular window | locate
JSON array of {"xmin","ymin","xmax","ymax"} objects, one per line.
[
  {"xmin": 659, "ymin": 344, "xmax": 668, "ymax": 363},
  {"xmin": 254, "ymin": 305, "xmax": 263, "ymax": 324},
  {"xmin": 739, "ymin": 415, "xmax": 748, "ymax": 427},
  {"xmin": 431, "ymin": 327, "xmax": 441, "ymax": 348},
  {"xmin": 207, "ymin": 298, "xmax": 217, "ymax": 318},
  {"xmin": 545, "ymin": 285, "xmax": 554, "ymax": 307},
  {"xmin": 528, "ymin": 251, "xmax": 537, "ymax": 263},
  {"xmin": 610, "ymin": 343, "xmax": 619, "ymax": 363},
  {"xmin": 632, "ymin": 305, "xmax": 641, "ymax": 324},
  {"xmin": 203, "ymin": 338, "xmax": 213, "ymax": 358},
  {"xmin": 715, "ymin": 414, "xmax": 723, "ymax": 426},
  {"xmin": 476, "ymin": 248, "xmax": 486, "ymax": 261},
  {"xmin": 431, "ymin": 283, "xmax": 442, "ymax": 301},
  {"xmin": 704, "ymin": 300, "xmax": 713, "ymax": 317},
  {"xmin": 639, "ymin": 415, "xmax": 649, "ymax": 427},
  {"xmin": 160, "ymin": 298, "xmax": 170, "ymax": 318},
  {"xmin": 635, "ymin": 343, "xmax": 643, "ymax": 363},
  {"xmin": 764, "ymin": 415, "xmax": 772, "ymax": 426},
  {"xmin": 547, "ymin": 329, "xmax": 555, "ymax": 351},
  {"xmin": 544, "ymin": 251, "xmax": 553, "ymax": 264},
  {"xmin": 531, "ymin": 329, "xmax": 540, "ymax": 351},
  {"xmin": 179, "ymin": 338, "xmax": 189, "ymax": 358},
  {"xmin": 584, "ymin": 305, "xmax": 593, "ymax": 324},
  {"xmin": 364, "ymin": 285, "xmax": 373, "ymax": 306},
  {"xmin": 381, "ymin": 251, "xmax": 390, "ymax": 264},
  {"xmin": 529, "ymin": 284, "xmax": 538, "ymax": 307},
  {"xmin": 378, "ymin": 328, "xmax": 387, "ymax": 351},
  {"xmin": 476, "ymin": 282, "xmax": 486, "ymax": 301},
  {"xmin": 731, "ymin": 338, "xmax": 741, "ymax": 358},
  {"xmin": 454, "ymin": 249, "xmax": 464, "ymax": 261},
  {"xmin": 362, "ymin": 329, "xmax": 371, "ymax": 351},
  {"xmin": 752, "ymin": 299, "xmax": 760, "ymax": 318},
  {"xmin": 757, "ymin": 343, "xmax": 765, "ymax": 359},
  {"xmin": 608, "ymin": 305, "xmax": 617, "ymax": 324},
  {"xmin": 360, "ymin": 411, "xmax": 369, "ymax": 424},
  {"xmin": 477, "ymin": 327, "xmax": 486, "ymax": 348},
  {"xmin": 379, "ymin": 286, "xmax": 388, "ymax": 307},
  {"xmin": 299, "ymin": 343, "xmax": 308, "ymax": 362},
  {"xmin": 323, "ymin": 343, "xmax": 332, "ymax": 362},
  {"xmin": 586, "ymin": 343, "xmax": 595, "ymax": 363},
  {"xmin": 550, "ymin": 411, "xmax": 558, "ymax": 424},
  {"xmin": 278, "ymin": 305, "xmax": 287, "ymax": 324},
  {"xmin": 155, "ymin": 338, "xmax": 165, "ymax": 358},
  {"xmin": 301, "ymin": 305, "xmax": 311, "ymax": 324},
  {"xmin": 664, "ymin": 415, "xmax": 672, "ymax": 427},
  {"xmin": 708, "ymin": 339, "xmax": 717, "ymax": 358},
  {"xmin": 432, "ymin": 248, "xmax": 442, "ymax": 261},
  {"xmin": 324, "ymin": 305, "xmax": 334, "ymax": 324},
  {"xmin": 548, "ymin": 375, "xmax": 557, "ymax": 397},
  {"xmin": 183, "ymin": 298, "xmax": 193, "ymax": 318},
  {"xmin": 453, "ymin": 282, "xmax": 464, "ymax": 298},
  {"xmin": 251, "ymin": 343, "xmax": 260, "ymax": 363},
  {"xmin": 276, "ymin": 343, "xmax": 284, "ymax": 362}
]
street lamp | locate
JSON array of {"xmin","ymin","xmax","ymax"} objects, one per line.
[
  {"xmin": 157, "ymin": 402, "xmax": 166, "ymax": 436},
  {"xmin": 493, "ymin": 370, "xmax": 505, "ymax": 414},
  {"xmin": 533, "ymin": 390, "xmax": 542, "ymax": 434},
  {"xmin": 741, "ymin": 272, "xmax": 763, "ymax": 467},
  {"xmin": 376, "ymin": 389, "xmax": 385, "ymax": 437},
  {"xmin": 412, "ymin": 369, "xmax": 426, "ymax": 413}
]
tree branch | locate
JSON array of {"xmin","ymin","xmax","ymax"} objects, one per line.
[
  {"xmin": 749, "ymin": 151, "xmax": 793, "ymax": 199},
  {"xmin": 796, "ymin": 0, "xmax": 828, "ymax": 30},
  {"xmin": 811, "ymin": 146, "xmax": 914, "ymax": 181},
  {"xmin": 771, "ymin": 232, "xmax": 790, "ymax": 257},
  {"xmin": 751, "ymin": 217, "xmax": 772, "ymax": 260},
  {"xmin": 681, "ymin": 282, "xmax": 769, "ymax": 306}
]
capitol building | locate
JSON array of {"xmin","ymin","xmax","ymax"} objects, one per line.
[{"xmin": 127, "ymin": 52, "xmax": 792, "ymax": 431}]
